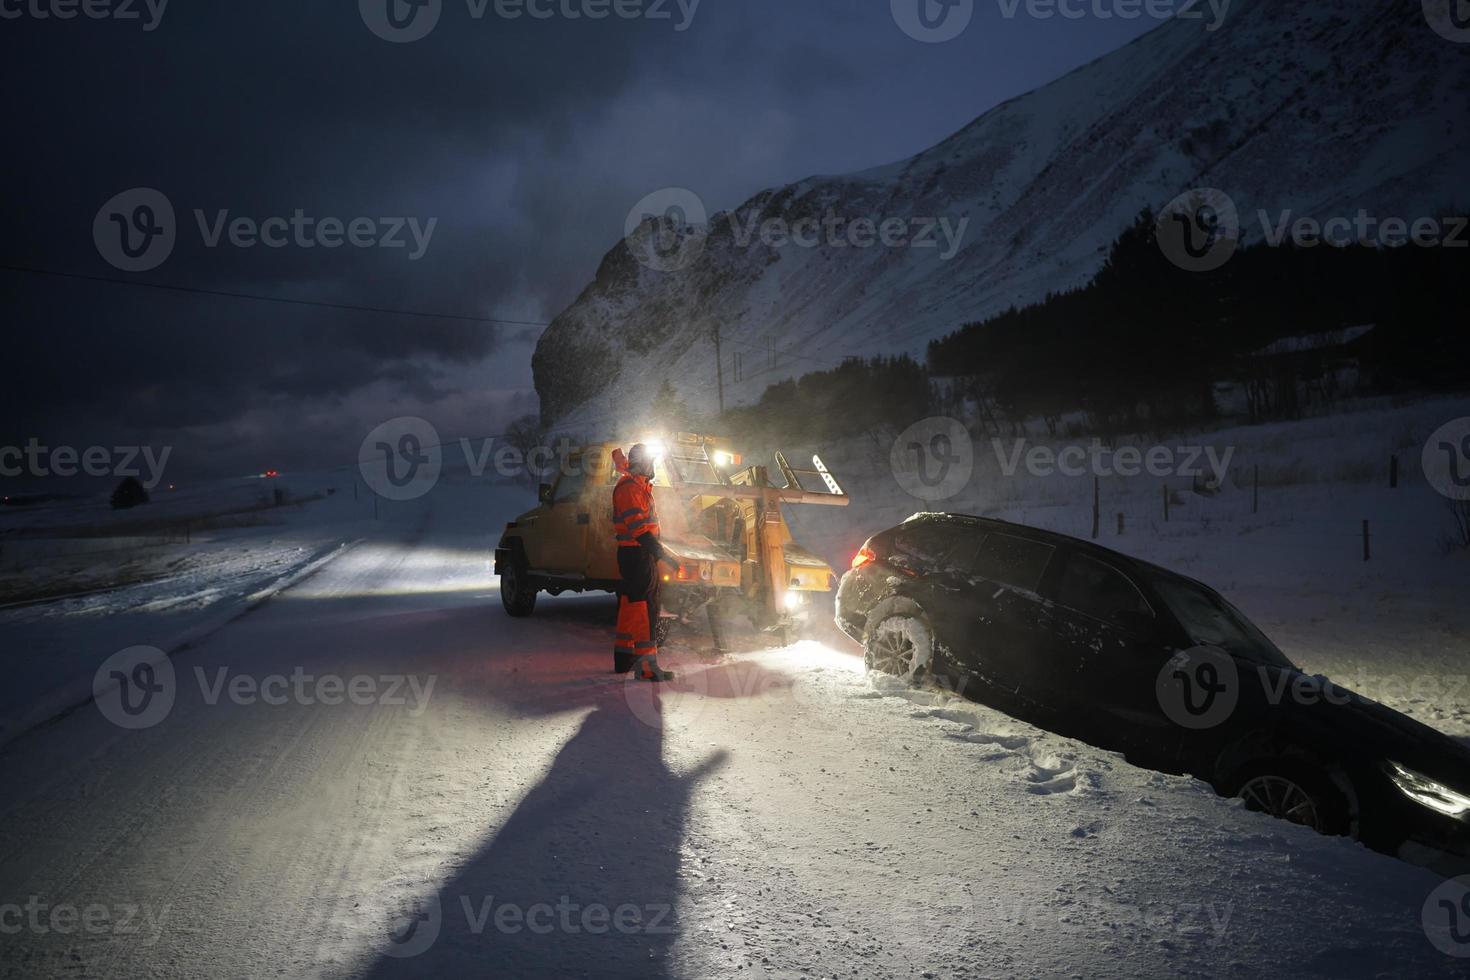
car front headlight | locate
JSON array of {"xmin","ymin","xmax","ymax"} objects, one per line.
[
  {"xmin": 783, "ymin": 591, "xmax": 806, "ymax": 611},
  {"xmin": 1386, "ymin": 761, "xmax": 1470, "ymax": 819}
]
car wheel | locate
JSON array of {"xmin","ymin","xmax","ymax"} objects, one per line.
[
  {"xmin": 864, "ymin": 614, "xmax": 932, "ymax": 687},
  {"xmin": 1229, "ymin": 763, "xmax": 1350, "ymax": 836},
  {"xmin": 500, "ymin": 552, "xmax": 537, "ymax": 617}
]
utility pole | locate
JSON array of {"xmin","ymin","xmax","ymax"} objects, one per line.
[{"xmin": 712, "ymin": 324, "xmax": 726, "ymax": 415}]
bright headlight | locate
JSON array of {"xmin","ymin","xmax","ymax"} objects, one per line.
[
  {"xmin": 783, "ymin": 591, "xmax": 805, "ymax": 611},
  {"xmin": 1386, "ymin": 761, "xmax": 1470, "ymax": 819}
]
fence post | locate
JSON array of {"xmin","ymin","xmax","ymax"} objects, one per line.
[
  {"xmin": 1162, "ymin": 483, "xmax": 1169, "ymax": 522},
  {"xmin": 1389, "ymin": 454, "xmax": 1398, "ymax": 489},
  {"xmin": 1252, "ymin": 464, "xmax": 1259, "ymax": 515},
  {"xmin": 1362, "ymin": 519, "xmax": 1370, "ymax": 562},
  {"xmin": 1091, "ymin": 477, "xmax": 1100, "ymax": 540},
  {"xmin": 1117, "ymin": 512, "xmax": 1125, "ymax": 536}
]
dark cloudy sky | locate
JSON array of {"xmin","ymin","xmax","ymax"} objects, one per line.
[{"xmin": 1, "ymin": 1, "xmax": 1155, "ymax": 485}]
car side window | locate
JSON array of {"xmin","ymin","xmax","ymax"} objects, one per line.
[
  {"xmin": 553, "ymin": 463, "xmax": 586, "ymax": 504},
  {"xmin": 889, "ymin": 523, "xmax": 968, "ymax": 575},
  {"xmin": 964, "ymin": 532, "xmax": 1054, "ymax": 592},
  {"xmin": 1053, "ymin": 553, "xmax": 1153, "ymax": 630}
]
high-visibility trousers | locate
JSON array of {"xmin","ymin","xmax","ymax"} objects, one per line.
[{"xmin": 614, "ymin": 545, "xmax": 661, "ymax": 675}]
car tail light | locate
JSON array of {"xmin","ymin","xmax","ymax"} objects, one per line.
[{"xmin": 850, "ymin": 547, "xmax": 876, "ymax": 570}]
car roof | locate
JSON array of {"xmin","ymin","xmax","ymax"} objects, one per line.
[{"xmin": 901, "ymin": 512, "xmax": 1214, "ymax": 593}]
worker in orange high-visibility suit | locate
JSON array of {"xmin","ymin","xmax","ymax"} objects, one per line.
[{"xmin": 611, "ymin": 443, "xmax": 674, "ymax": 681}]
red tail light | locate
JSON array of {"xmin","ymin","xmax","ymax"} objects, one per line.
[{"xmin": 850, "ymin": 547, "xmax": 876, "ymax": 570}]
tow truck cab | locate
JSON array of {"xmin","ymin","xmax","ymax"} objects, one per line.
[{"xmin": 494, "ymin": 432, "xmax": 848, "ymax": 629}]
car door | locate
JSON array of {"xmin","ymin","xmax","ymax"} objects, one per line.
[
  {"xmin": 1034, "ymin": 548, "xmax": 1183, "ymax": 761},
  {"xmin": 943, "ymin": 530, "xmax": 1059, "ymax": 700},
  {"xmin": 527, "ymin": 459, "xmax": 589, "ymax": 576},
  {"xmin": 579, "ymin": 451, "xmax": 621, "ymax": 583}
]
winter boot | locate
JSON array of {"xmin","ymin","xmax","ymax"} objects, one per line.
[{"xmin": 638, "ymin": 657, "xmax": 674, "ymax": 682}]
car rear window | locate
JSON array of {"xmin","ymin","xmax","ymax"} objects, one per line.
[
  {"xmin": 889, "ymin": 522, "xmax": 971, "ymax": 574},
  {"xmin": 964, "ymin": 532, "xmax": 1054, "ymax": 592}
]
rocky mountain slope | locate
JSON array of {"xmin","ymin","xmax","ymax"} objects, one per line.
[{"xmin": 533, "ymin": 0, "xmax": 1470, "ymax": 426}]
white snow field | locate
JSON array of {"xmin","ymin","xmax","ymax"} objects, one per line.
[{"xmin": 0, "ymin": 396, "xmax": 1468, "ymax": 978}]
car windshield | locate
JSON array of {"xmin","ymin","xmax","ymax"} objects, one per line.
[{"xmin": 1147, "ymin": 574, "xmax": 1295, "ymax": 668}]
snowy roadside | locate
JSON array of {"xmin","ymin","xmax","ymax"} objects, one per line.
[
  {"xmin": 656, "ymin": 642, "xmax": 1465, "ymax": 978},
  {"xmin": 0, "ymin": 479, "xmax": 395, "ymax": 747}
]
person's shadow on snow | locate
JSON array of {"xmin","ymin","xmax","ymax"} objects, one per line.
[{"xmin": 363, "ymin": 685, "xmax": 726, "ymax": 979}]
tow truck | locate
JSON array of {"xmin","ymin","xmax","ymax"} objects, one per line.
[{"xmin": 493, "ymin": 432, "xmax": 849, "ymax": 647}]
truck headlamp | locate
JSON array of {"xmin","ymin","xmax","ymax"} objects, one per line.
[{"xmin": 1385, "ymin": 761, "xmax": 1470, "ymax": 819}]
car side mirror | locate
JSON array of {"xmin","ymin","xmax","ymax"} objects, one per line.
[{"xmin": 537, "ymin": 483, "xmax": 553, "ymax": 504}]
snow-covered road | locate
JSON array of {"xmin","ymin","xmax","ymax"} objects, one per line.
[{"xmin": 0, "ymin": 486, "xmax": 1463, "ymax": 978}]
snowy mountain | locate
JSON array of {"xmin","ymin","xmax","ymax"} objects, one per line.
[{"xmin": 533, "ymin": 0, "xmax": 1469, "ymax": 426}]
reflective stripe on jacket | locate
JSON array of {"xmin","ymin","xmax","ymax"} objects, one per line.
[{"xmin": 612, "ymin": 473, "xmax": 660, "ymax": 548}]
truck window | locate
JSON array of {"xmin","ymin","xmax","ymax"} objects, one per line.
[{"xmin": 553, "ymin": 464, "xmax": 586, "ymax": 504}]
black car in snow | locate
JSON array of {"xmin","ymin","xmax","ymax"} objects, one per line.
[{"xmin": 835, "ymin": 512, "xmax": 1470, "ymax": 867}]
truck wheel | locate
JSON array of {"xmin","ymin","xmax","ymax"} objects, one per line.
[{"xmin": 500, "ymin": 553, "xmax": 537, "ymax": 617}]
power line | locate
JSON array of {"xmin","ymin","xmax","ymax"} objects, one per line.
[{"xmin": 0, "ymin": 263, "xmax": 553, "ymax": 328}]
